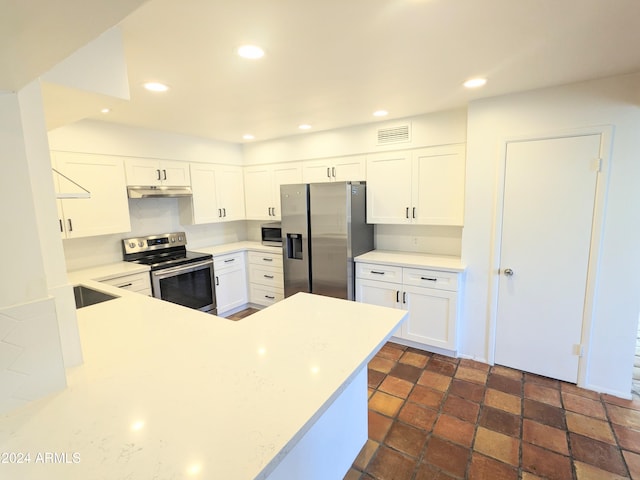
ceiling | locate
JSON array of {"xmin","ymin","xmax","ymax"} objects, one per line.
[{"xmin": 7, "ymin": 0, "xmax": 640, "ymax": 144}]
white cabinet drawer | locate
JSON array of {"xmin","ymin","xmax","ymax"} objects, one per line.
[
  {"xmin": 356, "ymin": 262, "xmax": 403, "ymax": 284},
  {"xmin": 249, "ymin": 265, "xmax": 284, "ymax": 288},
  {"xmin": 249, "ymin": 284, "xmax": 284, "ymax": 306},
  {"xmin": 101, "ymin": 272, "xmax": 151, "ymax": 295},
  {"xmin": 248, "ymin": 251, "xmax": 283, "ymax": 267},
  {"xmin": 402, "ymin": 268, "xmax": 459, "ymax": 292},
  {"xmin": 214, "ymin": 252, "xmax": 244, "ymax": 270}
]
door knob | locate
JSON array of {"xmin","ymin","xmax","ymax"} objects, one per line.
[{"xmin": 503, "ymin": 268, "xmax": 514, "ymax": 276}]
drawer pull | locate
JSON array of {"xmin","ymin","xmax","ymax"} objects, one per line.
[
  {"xmin": 262, "ymin": 258, "xmax": 273, "ymax": 262},
  {"xmin": 224, "ymin": 258, "xmax": 235, "ymax": 263},
  {"xmin": 265, "ymin": 295, "xmax": 275, "ymax": 300},
  {"xmin": 263, "ymin": 274, "xmax": 274, "ymax": 279},
  {"xmin": 371, "ymin": 270, "xmax": 385, "ymax": 275},
  {"xmin": 420, "ymin": 276, "xmax": 437, "ymax": 282},
  {"xmin": 116, "ymin": 283, "xmax": 133, "ymax": 288}
]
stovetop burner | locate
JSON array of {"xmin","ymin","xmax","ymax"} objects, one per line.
[{"xmin": 122, "ymin": 232, "xmax": 212, "ymax": 270}]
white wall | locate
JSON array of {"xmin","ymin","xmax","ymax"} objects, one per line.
[
  {"xmin": 462, "ymin": 73, "xmax": 640, "ymax": 397},
  {"xmin": 243, "ymin": 108, "xmax": 467, "ymax": 164},
  {"xmin": 0, "ymin": 85, "xmax": 67, "ymax": 413},
  {"xmin": 49, "ymin": 119, "xmax": 244, "ymax": 164}
]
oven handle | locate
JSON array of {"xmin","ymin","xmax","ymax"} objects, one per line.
[{"xmin": 151, "ymin": 259, "xmax": 213, "ymax": 278}]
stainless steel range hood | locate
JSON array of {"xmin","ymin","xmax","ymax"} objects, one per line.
[{"xmin": 127, "ymin": 186, "xmax": 192, "ymax": 198}]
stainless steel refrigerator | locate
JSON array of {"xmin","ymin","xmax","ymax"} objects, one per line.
[{"xmin": 280, "ymin": 181, "xmax": 373, "ymax": 300}]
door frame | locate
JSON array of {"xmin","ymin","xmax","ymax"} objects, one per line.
[{"xmin": 486, "ymin": 125, "xmax": 613, "ymax": 387}]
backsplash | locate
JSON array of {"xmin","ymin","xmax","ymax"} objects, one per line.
[
  {"xmin": 63, "ymin": 198, "xmax": 462, "ymax": 271},
  {"xmin": 63, "ymin": 198, "xmax": 248, "ymax": 271},
  {"xmin": 374, "ymin": 224, "xmax": 462, "ymax": 256}
]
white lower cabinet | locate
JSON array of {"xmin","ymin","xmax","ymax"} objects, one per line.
[
  {"xmin": 356, "ymin": 262, "xmax": 460, "ymax": 353},
  {"xmin": 213, "ymin": 252, "xmax": 248, "ymax": 315},
  {"xmin": 100, "ymin": 272, "xmax": 152, "ymax": 296},
  {"xmin": 248, "ymin": 251, "xmax": 284, "ymax": 307}
]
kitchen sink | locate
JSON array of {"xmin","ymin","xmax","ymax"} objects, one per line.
[{"xmin": 74, "ymin": 285, "xmax": 118, "ymax": 309}]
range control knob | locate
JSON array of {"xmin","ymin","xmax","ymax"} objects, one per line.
[
  {"xmin": 129, "ymin": 242, "xmax": 136, "ymax": 248},
  {"xmin": 178, "ymin": 236, "xmax": 183, "ymax": 242},
  {"xmin": 138, "ymin": 241, "xmax": 144, "ymax": 247},
  {"xmin": 171, "ymin": 237, "xmax": 176, "ymax": 243}
]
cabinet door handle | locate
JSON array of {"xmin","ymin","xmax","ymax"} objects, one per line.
[
  {"xmin": 402, "ymin": 291, "xmax": 407, "ymax": 304},
  {"xmin": 420, "ymin": 276, "xmax": 437, "ymax": 282},
  {"xmin": 163, "ymin": 169, "xmax": 167, "ymax": 180},
  {"xmin": 68, "ymin": 219, "xmax": 73, "ymax": 232},
  {"xmin": 406, "ymin": 207, "xmax": 410, "ymax": 219},
  {"xmin": 262, "ymin": 258, "xmax": 273, "ymax": 262},
  {"xmin": 224, "ymin": 258, "xmax": 235, "ymax": 263},
  {"xmin": 223, "ymin": 208, "xmax": 226, "ymax": 217},
  {"xmin": 371, "ymin": 270, "xmax": 385, "ymax": 275},
  {"xmin": 156, "ymin": 169, "xmax": 161, "ymax": 180},
  {"xmin": 215, "ymin": 276, "xmax": 219, "ymax": 286},
  {"xmin": 59, "ymin": 219, "xmax": 63, "ymax": 233},
  {"xmin": 263, "ymin": 274, "xmax": 274, "ymax": 279},
  {"xmin": 218, "ymin": 208, "xmax": 222, "ymax": 217},
  {"xmin": 265, "ymin": 295, "xmax": 275, "ymax": 300},
  {"xmin": 116, "ymin": 283, "xmax": 133, "ymax": 288},
  {"xmin": 327, "ymin": 167, "xmax": 331, "ymax": 178},
  {"xmin": 412, "ymin": 207, "xmax": 416, "ymax": 219},
  {"xmin": 396, "ymin": 290, "xmax": 400, "ymax": 302},
  {"xmin": 332, "ymin": 166, "xmax": 336, "ymax": 178}
]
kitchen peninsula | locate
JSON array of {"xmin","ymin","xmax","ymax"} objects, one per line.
[{"xmin": 0, "ymin": 285, "xmax": 406, "ymax": 479}]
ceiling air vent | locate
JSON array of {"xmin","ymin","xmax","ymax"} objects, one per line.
[{"xmin": 377, "ymin": 124, "xmax": 411, "ymax": 145}]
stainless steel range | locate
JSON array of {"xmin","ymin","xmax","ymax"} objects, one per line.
[{"xmin": 122, "ymin": 232, "xmax": 216, "ymax": 314}]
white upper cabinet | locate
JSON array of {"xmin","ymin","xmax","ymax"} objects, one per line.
[
  {"xmin": 366, "ymin": 145, "xmax": 465, "ymax": 225},
  {"xmin": 302, "ymin": 155, "xmax": 366, "ymax": 183},
  {"xmin": 180, "ymin": 163, "xmax": 245, "ymax": 225},
  {"xmin": 52, "ymin": 152, "xmax": 131, "ymax": 239},
  {"xmin": 124, "ymin": 158, "xmax": 191, "ymax": 187},
  {"xmin": 366, "ymin": 151, "xmax": 413, "ymax": 224},
  {"xmin": 244, "ymin": 162, "xmax": 302, "ymax": 220}
]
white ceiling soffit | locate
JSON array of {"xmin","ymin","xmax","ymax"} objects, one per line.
[
  {"xmin": 0, "ymin": 0, "xmax": 148, "ymax": 92},
  {"xmin": 39, "ymin": 0, "xmax": 640, "ymax": 143}
]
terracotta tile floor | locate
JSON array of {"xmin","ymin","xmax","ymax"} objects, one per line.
[{"xmin": 345, "ymin": 341, "xmax": 640, "ymax": 480}]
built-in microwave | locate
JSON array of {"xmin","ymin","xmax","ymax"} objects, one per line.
[{"xmin": 261, "ymin": 222, "xmax": 282, "ymax": 246}]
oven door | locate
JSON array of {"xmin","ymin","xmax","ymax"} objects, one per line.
[{"xmin": 151, "ymin": 259, "xmax": 217, "ymax": 314}]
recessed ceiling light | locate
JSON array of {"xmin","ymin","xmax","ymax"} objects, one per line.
[
  {"xmin": 237, "ymin": 45, "xmax": 264, "ymax": 59},
  {"xmin": 373, "ymin": 110, "xmax": 388, "ymax": 117},
  {"xmin": 100, "ymin": 108, "xmax": 110, "ymax": 114},
  {"xmin": 143, "ymin": 82, "xmax": 169, "ymax": 92},
  {"xmin": 463, "ymin": 78, "xmax": 487, "ymax": 88},
  {"xmin": 298, "ymin": 124, "xmax": 312, "ymax": 130},
  {"xmin": 243, "ymin": 134, "xmax": 255, "ymax": 140}
]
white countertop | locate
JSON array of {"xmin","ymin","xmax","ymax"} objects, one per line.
[
  {"xmin": 355, "ymin": 250, "xmax": 465, "ymax": 272},
  {"xmin": 0, "ymin": 289, "xmax": 405, "ymax": 479},
  {"xmin": 193, "ymin": 241, "xmax": 282, "ymax": 257},
  {"xmin": 67, "ymin": 261, "xmax": 150, "ymax": 284}
]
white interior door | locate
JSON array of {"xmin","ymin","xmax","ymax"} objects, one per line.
[{"xmin": 495, "ymin": 134, "xmax": 601, "ymax": 383}]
